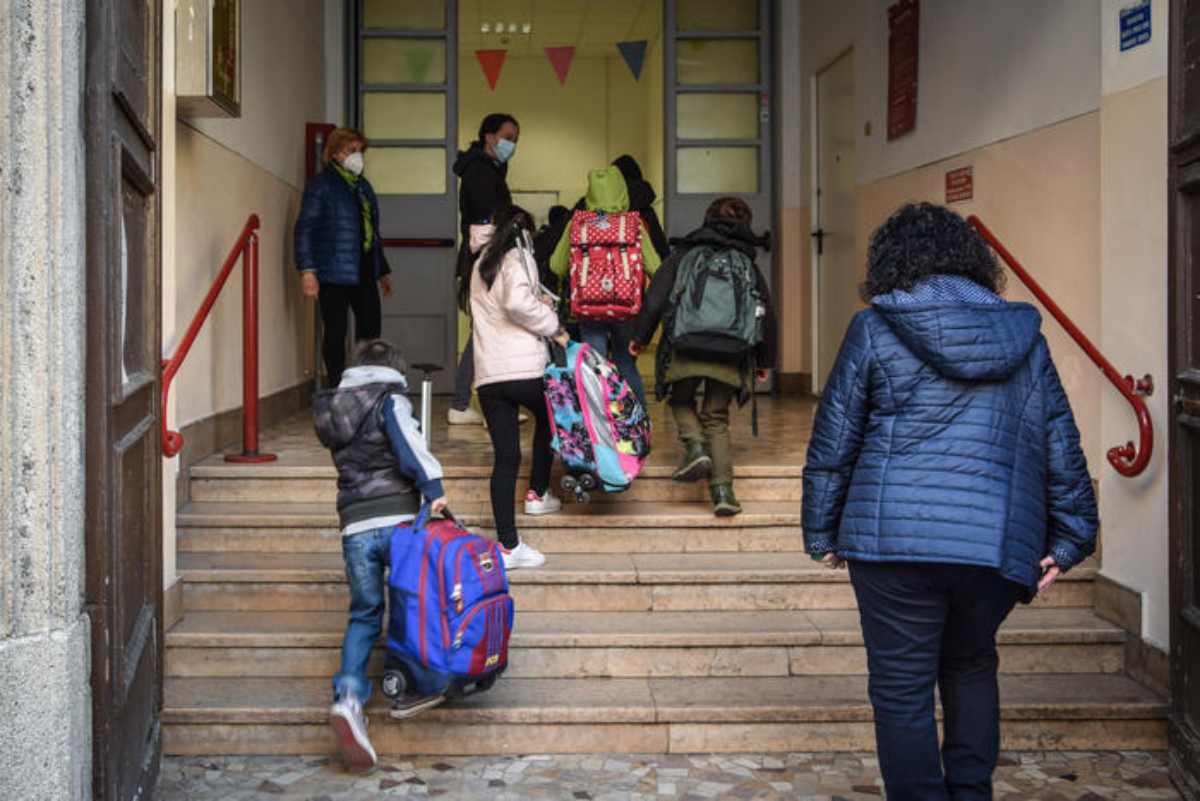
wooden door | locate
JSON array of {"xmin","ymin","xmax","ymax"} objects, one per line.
[
  {"xmin": 1170, "ymin": 1, "xmax": 1200, "ymax": 796},
  {"xmin": 85, "ymin": 1, "xmax": 164, "ymax": 799}
]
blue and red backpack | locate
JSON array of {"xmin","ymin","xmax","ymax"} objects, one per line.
[{"xmin": 385, "ymin": 505, "xmax": 512, "ymax": 698}]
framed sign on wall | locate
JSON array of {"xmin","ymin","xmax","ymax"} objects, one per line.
[{"xmin": 176, "ymin": 0, "xmax": 241, "ymax": 118}]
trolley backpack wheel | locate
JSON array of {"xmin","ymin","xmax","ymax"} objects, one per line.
[{"xmin": 381, "ymin": 666, "xmax": 409, "ymax": 700}]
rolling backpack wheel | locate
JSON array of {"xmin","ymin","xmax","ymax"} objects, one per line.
[
  {"xmin": 381, "ymin": 667, "xmax": 408, "ymax": 700},
  {"xmin": 561, "ymin": 474, "xmax": 578, "ymax": 494},
  {"xmin": 475, "ymin": 672, "xmax": 498, "ymax": 693},
  {"xmin": 578, "ymin": 473, "xmax": 597, "ymax": 491}
]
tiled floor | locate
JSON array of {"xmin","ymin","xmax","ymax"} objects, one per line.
[{"xmin": 159, "ymin": 751, "xmax": 1180, "ymax": 800}]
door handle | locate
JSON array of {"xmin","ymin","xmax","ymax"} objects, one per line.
[
  {"xmin": 1176, "ymin": 392, "xmax": 1200, "ymax": 417},
  {"xmin": 812, "ymin": 228, "xmax": 826, "ymax": 256}
]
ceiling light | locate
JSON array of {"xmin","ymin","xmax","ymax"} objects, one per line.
[
  {"xmin": 495, "ymin": 20, "xmax": 504, "ymax": 32},
  {"xmin": 481, "ymin": 22, "xmax": 491, "ymax": 33},
  {"xmin": 522, "ymin": 22, "xmax": 532, "ymax": 34},
  {"xmin": 508, "ymin": 22, "xmax": 519, "ymax": 33}
]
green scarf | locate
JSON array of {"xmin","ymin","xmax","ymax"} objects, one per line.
[{"xmin": 333, "ymin": 162, "xmax": 375, "ymax": 252}]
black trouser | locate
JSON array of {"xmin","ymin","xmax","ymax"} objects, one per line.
[
  {"xmin": 477, "ymin": 378, "xmax": 553, "ymax": 549},
  {"xmin": 848, "ymin": 561, "xmax": 1022, "ymax": 801},
  {"xmin": 319, "ymin": 278, "xmax": 381, "ymax": 387}
]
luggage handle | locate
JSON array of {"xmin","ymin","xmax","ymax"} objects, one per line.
[{"xmin": 413, "ymin": 502, "xmax": 457, "ymax": 530}]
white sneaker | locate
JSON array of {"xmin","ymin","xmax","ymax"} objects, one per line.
[
  {"xmin": 501, "ymin": 541, "xmax": 547, "ymax": 570},
  {"xmin": 524, "ymin": 490, "xmax": 562, "ymax": 516},
  {"xmin": 329, "ymin": 694, "xmax": 377, "ymax": 770},
  {"xmin": 447, "ymin": 406, "xmax": 484, "ymax": 426}
]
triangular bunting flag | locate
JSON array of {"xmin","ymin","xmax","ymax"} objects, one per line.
[
  {"xmin": 544, "ymin": 46, "xmax": 576, "ymax": 86},
  {"xmin": 475, "ymin": 49, "xmax": 507, "ymax": 90},
  {"xmin": 406, "ymin": 47, "xmax": 434, "ymax": 83},
  {"xmin": 616, "ymin": 40, "xmax": 648, "ymax": 81}
]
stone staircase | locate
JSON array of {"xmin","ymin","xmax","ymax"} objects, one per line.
[{"xmin": 162, "ymin": 403, "xmax": 1166, "ymax": 757}]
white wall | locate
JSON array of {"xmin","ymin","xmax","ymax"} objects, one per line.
[
  {"xmin": 188, "ymin": 0, "xmax": 326, "ymax": 191},
  {"xmin": 798, "ymin": 0, "xmax": 1101, "ymax": 191},
  {"xmin": 1098, "ymin": 0, "xmax": 1169, "ymax": 648},
  {"xmin": 324, "ymin": 0, "xmax": 347, "ymax": 126}
]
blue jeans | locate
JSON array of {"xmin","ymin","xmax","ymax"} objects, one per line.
[
  {"xmin": 848, "ymin": 561, "xmax": 1022, "ymax": 801},
  {"xmin": 579, "ymin": 320, "xmax": 646, "ymax": 408},
  {"xmin": 332, "ymin": 526, "xmax": 395, "ymax": 703}
]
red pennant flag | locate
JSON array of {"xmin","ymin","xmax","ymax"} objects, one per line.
[
  {"xmin": 475, "ymin": 49, "xmax": 507, "ymax": 90},
  {"xmin": 544, "ymin": 46, "xmax": 575, "ymax": 86}
]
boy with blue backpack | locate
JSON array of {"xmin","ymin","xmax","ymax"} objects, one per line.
[
  {"xmin": 630, "ymin": 197, "xmax": 777, "ymax": 516},
  {"xmin": 313, "ymin": 339, "xmax": 449, "ymax": 769}
]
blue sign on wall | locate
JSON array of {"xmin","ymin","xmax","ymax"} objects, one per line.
[{"xmin": 1119, "ymin": 0, "xmax": 1152, "ymax": 52}]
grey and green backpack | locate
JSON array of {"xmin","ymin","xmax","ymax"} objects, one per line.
[{"xmin": 667, "ymin": 246, "xmax": 765, "ymax": 361}]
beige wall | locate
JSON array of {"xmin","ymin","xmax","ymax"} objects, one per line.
[
  {"xmin": 162, "ymin": 0, "xmax": 326, "ymax": 589},
  {"xmin": 853, "ymin": 113, "xmax": 1104, "ymax": 467},
  {"xmin": 1098, "ymin": 0, "xmax": 1169, "ymax": 649}
]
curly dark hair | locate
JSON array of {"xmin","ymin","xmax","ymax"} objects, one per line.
[{"xmin": 860, "ymin": 202, "xmax": 1004, "ymax": 301}]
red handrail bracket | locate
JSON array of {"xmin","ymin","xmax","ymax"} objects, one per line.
[
  {"xmin": 967, "ymin": 215, "xmax": 1153, "ymax": 477},
  {"xmin": 161, "ymin": 213, "xmax": 278, "ymax": 463}
]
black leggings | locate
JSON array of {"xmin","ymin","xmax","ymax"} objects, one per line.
[
  {"xmin": 319, "ymin": 280, "xmax": 381, "ymax": 387},
  {"xmin": 477, "ymin": 378, "xmax": 553, "ymax": 549}
]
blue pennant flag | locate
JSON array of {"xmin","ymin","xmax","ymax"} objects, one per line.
[{"xmin": 616, "ymin": 40, "xmax": 648, "ymax": 81}]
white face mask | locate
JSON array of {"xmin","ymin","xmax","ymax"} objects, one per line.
[{"xmin": 341, "ymin": 152, "xmax": 365, "ymax": 176}]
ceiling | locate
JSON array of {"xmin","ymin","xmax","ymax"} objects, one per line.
[{"xmin": 458, "ymin": 0, "xmax": 662, "ymax": 57}]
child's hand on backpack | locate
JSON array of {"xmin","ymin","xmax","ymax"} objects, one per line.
[
  {"xmin": 629, "ymin": 341, "xmax": 644, "ymax": 357},
  {"xmin": 430, "ymin": 497, "xmax": 449, "ymax": 516}
]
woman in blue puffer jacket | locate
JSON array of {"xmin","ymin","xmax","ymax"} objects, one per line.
[
  {"xmin": 802, "ymin": 203, "xmax": 1098, "ymax": 801},
  {"xmin": 295, "ymin": 127, "xmax": 392, "ymax": 387}
]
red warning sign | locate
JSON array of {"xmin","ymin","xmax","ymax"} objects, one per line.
[{"xmin": 945, "ymin": 166, "xmax": 973, "ymax": 203}]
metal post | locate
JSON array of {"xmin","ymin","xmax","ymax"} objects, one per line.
[
  {"xmin": 420, "ymin": 373, "xmax": 434, "ymax": 448},
  {"xmin": 227, "ymin": 233, "xmax": 277, "ymax": 463}
]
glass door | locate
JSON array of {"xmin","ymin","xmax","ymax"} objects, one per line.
[
  {"xmin": 354, "ymin": 0, "xmax": 458, "ymax": 391},
  {"xmin": 664, "ymin": 0, "xmax": 774, "ymax": 381}
]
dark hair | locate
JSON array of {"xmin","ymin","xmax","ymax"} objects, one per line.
[
  {"xmin": 353, "ymin": 339, "xmax": 407, "ymax": 374},
  {"xmin": 477, "ymin": 205, "xmax": 535, "ymax": 290},
  {"xmin": 705, "ymin": 196, "xmax": 753, "ymax": 226},
  {"xmin": 861, "ymin": 202, "xmax": 1004, "ymax": 301},
  {"xmin": 477, "ymin": 113, "xmax": 519, "ymax": 142}
]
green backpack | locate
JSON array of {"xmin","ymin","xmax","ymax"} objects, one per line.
[{"xmin": 668, "ymin": 245, "xmax": 765, "ymax": 361}]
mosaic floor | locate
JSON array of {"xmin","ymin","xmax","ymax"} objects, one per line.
[{"xmin": 159, "ymin": 750, "xmax": 1180, "ymax": 800}]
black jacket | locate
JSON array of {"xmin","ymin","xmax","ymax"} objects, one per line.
[
  {"xmin": 454, "ymin": 142, "xmax": 511, "ymax": 238},
  {"xmin": 634, "ymin": 219, "xmax": 778, "ymax": 401}
]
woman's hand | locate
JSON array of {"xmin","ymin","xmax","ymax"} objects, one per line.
[
  {"xmin": 821, "ymin": 552, "xmax": 846, "ymax": 570},
  {"xmin": 379, "ymin": 275, "xmax": 393, "ymax": 297},
  {"xmin": 301, "ymin": 272, "xmax": 319, "ymax": 298},
  {"xmin": 1037, "ymin": 556, "xmax": 1061, "ymax": 592},
  {"xmin": 629, "ymin": 340, "xmax": 645, "ymax": 357}
]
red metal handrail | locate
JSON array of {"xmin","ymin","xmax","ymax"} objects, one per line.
[
  {"xmin": 161, "ymin": 214, "xmax": 277, "ymax": 463},
  {"xmin": 967, "ymin": 216, "xmax": 1153, "ymax": 477}
]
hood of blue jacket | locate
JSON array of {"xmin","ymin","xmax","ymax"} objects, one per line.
[{"xmin": 871, "ymin": 276, "xmax": 1042, "ymax": 382}]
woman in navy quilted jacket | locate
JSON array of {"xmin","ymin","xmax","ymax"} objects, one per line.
[
  {"xmin": 802, "ymin": 203, "xmax": 1098, "ymax": 801},
  {"xmin": 295, "ymin": 127, "xmax": 392, "ymax": 387}
]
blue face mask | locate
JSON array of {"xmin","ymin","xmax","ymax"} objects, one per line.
[{"xmin": 493, "ymin": 137, "xmax": 516, "ymax": 163}]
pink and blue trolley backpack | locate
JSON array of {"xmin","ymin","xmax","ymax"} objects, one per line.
[
  {"xmin": 544, "ymin": 341, "xmax": 652, "ymax": 502},
  {"xmin": 383, "ymin": 505, "xmax": 512, "ymax": 701}
]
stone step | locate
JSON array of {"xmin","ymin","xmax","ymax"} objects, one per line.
[
  {"xmin": 164, "ymin": 608, "xmax": 1125, "ymax": 680},
  {"xmin": 187, "ymin": 463, "xmax": 803, "ymax": 505},
  {"xmin": 176, "ymin": 501, "xmax": 805, "ymax": 555},
  {"xmin": 178, "ymin": 552, "xmax": 1099, "ymax": 613},
  {"xmin": 161, "ymin": 674, "xmax": 1166, "ymax": 756}
]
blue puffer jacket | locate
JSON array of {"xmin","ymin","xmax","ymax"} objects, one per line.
[
  {"xmin": 294, "ymin": 166, "xmax": 390, "ymax": 286},
  {"xmin": 802, "ymin": 275, "xmax": 1098, "ymax": 598}
]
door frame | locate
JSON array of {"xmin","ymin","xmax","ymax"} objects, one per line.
[
  {"xmin": 1169, "ymin": 0, "xmax": 1200, "ymax": 794},
  {"xmin": 809, "ymin": 47, "xmax": 855, "ymax": 396}
]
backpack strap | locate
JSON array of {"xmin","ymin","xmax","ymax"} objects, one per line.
[
  {"xmin": 618, "ymin": 214, "xmax": 631, "ymax": 280},
  {"xmin": 580, "ymin": 219, "xmax": 590, "ymax": 285}
]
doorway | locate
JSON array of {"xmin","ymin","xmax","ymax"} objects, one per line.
[{"xmin": 811, "ymin": 48, "xmax": 857, "ymax": 394}]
